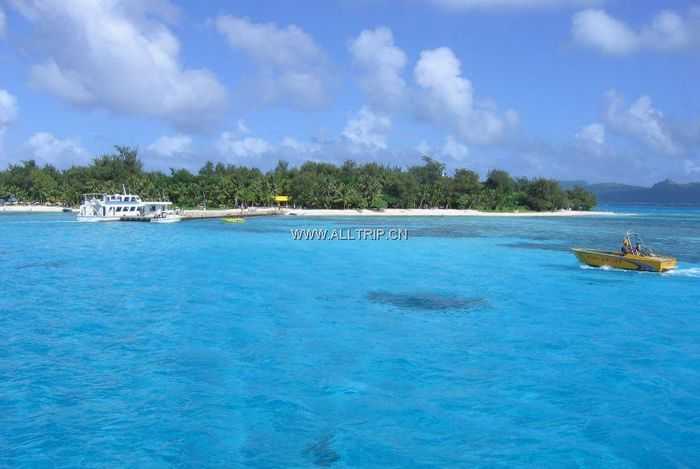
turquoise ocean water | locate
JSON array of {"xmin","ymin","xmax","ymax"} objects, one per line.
[{"xmin": 1, "ymin": 206, "xmax": 699, "ymax": 467}]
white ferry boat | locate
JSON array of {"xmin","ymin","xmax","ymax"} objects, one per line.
[{"xmin": 77, "ymin": 191, "xmax": 180, "ymax": 223}]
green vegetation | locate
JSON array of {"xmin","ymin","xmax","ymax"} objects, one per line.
[{"xmin": 0, "ymin": 146, "xmax": 596, "ymax": 211}]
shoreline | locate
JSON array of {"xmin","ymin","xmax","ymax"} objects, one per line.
[
  {"xmin": 0, "ymin": 205, "xmax": 65, "ymax": 213},
  {"xmin": 0, "ymin": 205, "xmax": 627, "ymax": 218},
  {"xmin": 282, "ymin": 208, "xmax": 625, "ymax": 217}
]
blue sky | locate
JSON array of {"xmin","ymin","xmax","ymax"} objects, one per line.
[{"xmin": 0, "ymin": 0, "xmax": 698, "ymax": 184}]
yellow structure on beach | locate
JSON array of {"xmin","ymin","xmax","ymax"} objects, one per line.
[{"xmin": 274, "ymin": 195, "xmax": 290, "ymax": 207}]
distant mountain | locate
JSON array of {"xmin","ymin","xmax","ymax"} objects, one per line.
[
  {"xmin": 558, "ymin": 180, "xmax": 589, "ymax": 190},
  {"xmin": 559, "ymin": 180, "xmax": 700, "ymax": 205}
]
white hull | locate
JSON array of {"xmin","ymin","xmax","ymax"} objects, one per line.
[
  {"xmin": 77, "ymin": 216, "xmax": 121, "ymax": 223},
  {"xmin": 150, "ymin": 215, "xmax": 182, "ymax": 224},
  {"xmin": 78, "ymin": 191, "xmax": 179, "ymax": 223}
]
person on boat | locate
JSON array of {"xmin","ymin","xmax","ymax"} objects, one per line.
[{"xmin": 621, "ymin": 237, "xmax": 632, "ymax": 255}]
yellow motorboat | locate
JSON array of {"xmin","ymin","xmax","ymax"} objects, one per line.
[
  {"xmin": 572, "ymin": 232, "xmax": 677, "ymax": 272},
  {"xmin": 222, "ymin": 217, "xmax": 245, "ymax": 224}
]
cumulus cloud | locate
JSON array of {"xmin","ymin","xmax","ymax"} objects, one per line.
[
  {"xmin": 572, "ymin": 8, "xmax": 700, "ymax": 55},
  {"xmin": 604, "ymin": 91, "xmax": 679, "ymax": 155},
  {"xmin": 0, "ymin": 89, "xmax": 17, "ymax": 129},
  {"xmin": 280, "ymin": 137, "xmax": 320, "ymax": 155},
  {"xmin": 24, "ymin": 132, "xmax": 89, "ymax": 168},
  {"xmin": 415, "ymin": 48, "xmax": 473, "ymax": 118},
  {"xmin": 575, "ymin": 122, "xmax": 605, "ymax": 156},
  {"xmin": 147, "ymin": 135, "xmax": 192, "ymax": 157},
  {"xmin": 414, "ymin": 47, "xmax": 515, "ymax": 144},
  {"xmin": 0, "ymin": 89, "xmax": 18, "ymax": 160},
  {"xmin": 216, "ymin": 15, "xmax": 329, "ymax": 110},
  {"xmin": 217, "ymin": 132, "xmax": 273, "ymax": 159},
  {"xmin": 427, "ymin": 0, "xmax": 602, "ymax": 10},
  {"xmin": 576, "ymin": 122, "xmax": 605, "ymax": 145},
  {"xmin": 342, "ymin": 107, "xmax": 392, "ymax": 152},
  {"xmin": 349, "ymin": 27, "xmax": 407, "ymax": 110},
  {"xmin": 347, "ymin": 29, "xmax": 517, "ymax": 151},
  {"xmin": 10, "ymin": 0, "xmax": 227, "ymax": 130},
  {"xmin": 572, "ymin": 9, "xmax": 638, "ymax": 54}
]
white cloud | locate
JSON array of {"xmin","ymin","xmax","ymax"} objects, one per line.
[
  {"xmin": 0, "ymin": 90, "xmax": 17, "ymax": 160},
  {"xmin": 147, "ymin": 135, "xmax": 192, "ymax": 157},
  {"xmin": 572, "ymin": 9, "xmax": 638, "ymax": 54},
  {"xmin": 572, "ymin": 8, "xmax": 700, "ymax": 55},
  {"xmin": 428, "ymin": 0, "xmax": 602, "ymax": 10},
  {"xmin": 349, "ymin": 27, "xmax": 407, "ymax": 110},
  {"xmin": 25, "ymin": 132, "xmax": 89, "ymax": 168},
  {"xmin": 281, "ymin": 137, "xmax": 320, "ymax": 155},
  {"xmin": 415, "ymin": 48, "xmax": 472, "ymax": 118},
  {"xmin": 11, "ymin": 0, "xmax": 227, "ymax": 130},
  {"xmin": 576, "ymin": 122, "xmax": 605, "ymax": 145},
  {"xmin": 441, "ymin": 136, "xmax": 469, "ymax": 161},
  {"xmin": 640, "ymin": 9, "xmax": 700, "ymax": 51},
  {"xmin": 342, "ymin": 107, "xmax": 392, "ymax": 151},
  {"xmin": 604, "ymin": 91, "xmax": 679, "ymax": 155},
  {"xmin": 347, "ymin": 31, "xmax": 516, "ymax": 150},
  {"xmin": 575, "ymin": 122, "xmax": 605, "ymax": 156},
  {"xmin": 216, "ymin": 15, "xmax": 328, "ymax": 110},
  {"xmin": 0, "ymin": 89, "xmax": 17, "ymax": 128},
  {"xmin": 217, "ymin": 132, "xmax": 273, "ymax": 159},
  {"xmin": 414, "ymin": 47, "xmax": 514, "ymax": 144}
]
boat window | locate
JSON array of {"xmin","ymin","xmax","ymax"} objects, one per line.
[{"xmin": 130, "ymin": 207, "xmax": 136, "ymax": 211}]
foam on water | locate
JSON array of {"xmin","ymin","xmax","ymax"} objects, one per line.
[{"xmin": 664, "ymin": 267, "xmax": 700, "ymax": 278}]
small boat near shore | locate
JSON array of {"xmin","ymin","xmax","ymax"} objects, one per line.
[
  {"xmin": 573, "ymin": 232, "xmax": 677, "ymax": 272},
  {"xmin": 222, "ymin": 217, "xmax": 245, "ymax": 224},
  {"xmin": 150, "ymin": 210, "xmax": 182, "ymax": 224}
]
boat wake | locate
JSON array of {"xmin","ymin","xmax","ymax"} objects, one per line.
[
  {"xmin": 580, "ymin": 264, "xmax": 617, "ymax": 271},
  {"xmin": 663, "ymin": 268, "xmax": 700, "ymax": 278},
  {"xmin": 581, "ymin": 264, "xmax": 700, "ymax": 278}
]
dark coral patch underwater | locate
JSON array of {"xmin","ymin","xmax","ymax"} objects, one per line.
[{"xmin": 367, "ymin": 291, "xmax": 487, "ymax": 312}]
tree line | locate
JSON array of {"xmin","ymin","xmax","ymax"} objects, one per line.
[{"xmin": 0, "ymin": 146, "xmax": 596, "ymax": 211}]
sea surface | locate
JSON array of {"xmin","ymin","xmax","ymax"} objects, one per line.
[{"xmin": 1, "ymin": 206, "xmax": 699, "ymax": 468}]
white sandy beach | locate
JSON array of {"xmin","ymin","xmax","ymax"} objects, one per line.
[
  {"xmin": 0, "ymin": 205, "xmax": 625, "ymax": 218},
  {"xmin": 0, "ymin": 205, "xmax": 65, "ymax": 213},
  {"xmin": 282, "ymin": 208, "xmax": 622, "ymax": 217}
]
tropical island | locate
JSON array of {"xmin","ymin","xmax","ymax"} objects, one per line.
[{"xmin": 0, "ymin": 146, "xmax": 597, "ymax": 213}]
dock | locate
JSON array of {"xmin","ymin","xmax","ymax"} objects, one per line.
[
  {"xmin": 181, "ymin": 207, "xmax": 281, "ymax": 220},
  {"xmin": 117, "ymin": 208, "xmax": 281, "ymax": 222}
]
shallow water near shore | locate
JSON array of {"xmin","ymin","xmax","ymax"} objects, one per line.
[{"xmin": 1, "ymin": 206, "xmax": 699, "ymax": 467}]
